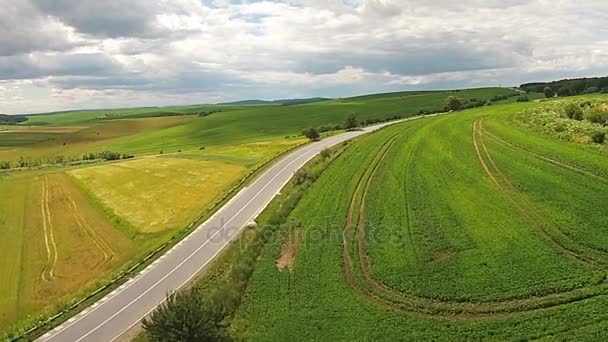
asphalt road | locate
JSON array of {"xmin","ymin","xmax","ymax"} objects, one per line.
[{"xmin": 38, "ymin": 118, "xmax": 420, "ymax": 342}]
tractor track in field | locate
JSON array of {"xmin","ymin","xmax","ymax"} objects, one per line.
[
  {"xmin": 67, "ymin": 196, "xmax": 116, "ymax": 267},
  {"xmin": 479, "ymin": 122, "xmax": 608, "ymax": 184},
  {"xmin": 40, "ymin": 177, "xmax": 58, "ymax": 282},
  {"xmin": 340, "ymin": 117, "xmax": 608, "ymax": 319},
  {"xmin": 473, "ymin": 118, "xmax": 608, "ymax": 267}
]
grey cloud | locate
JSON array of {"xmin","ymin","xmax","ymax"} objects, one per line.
[
  {"xmin": 30, "ymin": 0, "xmax": 166, "ymax": 38},
  {"xmin": 0, "ymin": 53, "xmax": 123, "ymax": 80},
  {"xmin": 0, "ymin": 1, "xmax": 76, "ymax": 56}
]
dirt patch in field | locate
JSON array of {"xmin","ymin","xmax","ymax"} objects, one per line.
[
  {"xmin": 431, "ymin": 249, "xmax": 454, "ymax": 265},
  {"xmin": 276, "ymin": 229, "xmax": 301, "ymax": 272}
]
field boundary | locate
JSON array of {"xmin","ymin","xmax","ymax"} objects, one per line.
[{"xmin": 8, "ymin": 140, "xmax": 308, "ymax": 341}]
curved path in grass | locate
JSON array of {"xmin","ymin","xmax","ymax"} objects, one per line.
[{"xmin": 38, "ymin": 116, "xmax": 433, "ymax": 342}]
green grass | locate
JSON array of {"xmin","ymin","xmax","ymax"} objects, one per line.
[
  {"xmin": 231, "ymin": 98, "xmax": 608, "ymax": 340},
  {"xmin": 106, "ymin": 88, "xmax": 519, "ymax": 155},
  {"xmin": 0, "ymin": 86, "xmax": 527, "ymax": 336},
  {"xmin": 24, "ymin": 104, "xmax": 243, "ymax": 126}
]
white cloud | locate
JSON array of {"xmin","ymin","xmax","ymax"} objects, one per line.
[{"xmin": 0, "ymin": 0, "xmax": 607, "ymax": 114}]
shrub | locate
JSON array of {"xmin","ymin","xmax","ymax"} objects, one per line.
[
  {"xmin": 444, "ymin": 96, "xmax": 464, "ymax": 111},
  {"xmin": 557, "ymin": 87, "xmax": 572, "ymax": 97},
  {"xmin": 591, "ymin": 130, "xmax": 606, "ymax": 144},
  {"xmin": 516, "ymin": 96, "xmax": 530, "ymax": 102},
  {"xmin": 344, "ymin": 113, "xmax": 359, "ymax": 130},
  {"xmin": 584, "ymin": 86, "xmax": 600, "ymax": 94},
  {"xmin": 584, "ymin": 107, "xmax": 608, "ymax": 126},
  {"xmin": 544, "ymin": 87, "xmax": 555, "ymax": 98},
  {"xmin": 320, "ymin": 148, "xmax": 331, "ymax": 159},
  {"xmin": 142, "ymin": 287, "xmax": 227, "ymax": 342},
  {"xmin": 302, "ymin": 127, "xmax": 320, "ymax": 141},
  {"xmin": 564, "ymin": 103, "xmax": 584, "ymax": 120}
]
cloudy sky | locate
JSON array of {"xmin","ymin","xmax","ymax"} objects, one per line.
[{"xmin": 1, "ymin": 0, "xmax": 607, "ymax": 114}]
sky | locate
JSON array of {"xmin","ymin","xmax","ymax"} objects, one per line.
[{"xmin": 1, "ymin": 0, "xmax": 607, "ymax": 114}]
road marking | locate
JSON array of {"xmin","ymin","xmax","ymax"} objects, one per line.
[
  {"xmin": 78, "ymin": 146, "xmax": 317, "ymax": 342},
  {"xmin": 40, "ymin": 115, "xmax": 442, "ymax": 341}
]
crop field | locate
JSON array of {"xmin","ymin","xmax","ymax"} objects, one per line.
[
  {"xmin": 0, "ymin": 115, "xmax": 197, "ymax": 162},
  {"xmin": 105, "ymin": 88, "xmax": 521, "ymax": 155},
  {"xmin": 0, "ymin": 86, "xmax": 534, "ymax": 334},
  {"xmin": 69, "ymin": 157, "xmax": 249, "ymax": 234},
  {"xmin": 232, "ymin": 99, "xmax": 608, "ymax": 340},
  {"xmin": 0, "ymin": 172, "xmax": 134, "ymax": 329}
]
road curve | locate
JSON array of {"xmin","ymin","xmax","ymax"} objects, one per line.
[{"xmin": 38, "ymin": 117, "xmax": 425, "ymax": 342}]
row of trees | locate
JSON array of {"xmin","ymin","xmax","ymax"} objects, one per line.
[
  {"xmin": 302, "ymin": 113, "xmax": 360, "ymax": 141},
  {"xmin": 0, "ymin": 151, "xmax": 133, "ymax": 170},
  {"xmin": 0, "ymin": 114, "xmax": 28, "ymax": 125},
  {"xmin": 522, "ymin": 76, "xmax": 608, "ymax": 98}
]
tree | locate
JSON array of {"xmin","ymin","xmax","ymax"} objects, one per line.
[
  {"xmin": 344, "ymin": 113, "xmax": 359, "ymax": 130},
  {"xmin": 544, "ymin": 86, "xmax": 555, "ymax": 98},
  {"xmin": 444, "ymin": 96, "xmax": 463, "ymax": 111},
  {"xmin": 302, "ymin": 127, "xmax": 320, "ymax": 141},
  {"xmin": 143, "ymin": 287, "xmax": 226, "ymax": 342}
]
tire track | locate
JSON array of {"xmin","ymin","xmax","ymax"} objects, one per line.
[
  {"xmin": 474, "ymin": 118, "xmax": 608, "ymax": 267},
  {"xmin": 480, "ymin": 123, "xmax": 608, "ymax": 184},
  {"xmin": 339, "ymin": 118, "xmax": 608, "ymax": 319},
  {"xmin": 40, "ymin": 177, "xmax": 58, "ymax": 281},
  {"xmin": 67, "ymin": 196, "xmax": 115, "ymax": 267}
]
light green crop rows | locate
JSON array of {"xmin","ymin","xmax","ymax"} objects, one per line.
[{"xmin": 232, "ymin": 99, "xmax": 608, "ymax": 340}]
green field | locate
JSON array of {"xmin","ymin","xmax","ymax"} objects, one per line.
[
  {"xmin": 0, "ymin": 86, "xmax": 536, "ymax": 335},
  {"xmin": 231, "ymin": 97, "xmax": 608, "ymax": 340}
]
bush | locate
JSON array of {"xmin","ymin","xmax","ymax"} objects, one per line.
[
  {"xmin": 320, "ymin": 148, "xmax": 331, "ymax": 159},
  {"xmin": 142, "ymin": 287, "xmax": 227, "ymax": 342},
  {"xmin": 584, "ymin": 107, "xmax": 608, "ymax": 126},
  {"xmin": 591, "ymin": 131, "xmax": 606, "ymax": 144},
  {"xmin": 544, "ymin": 87, "xmax": 555, "ymax": 98},
  {"xmin": 584, "ymin": 86, "xmax": 600, "ymax": 94},
  {"xmin": 444, "ymin": 96, "xmax": 464, "ymax": 111},
  {"xmin": 564, "ymin": 103, "xmax": 584, "ymax": 120},
  {"xmin": 344, "ymin": 113, "xmax": 359, "ymax": 130},
  {"xmin": 557, "ymin": 87, "xmax": 572, "ymax": 97},
  {"xmin": 302, "ymin": 127, "xmax": 320, "ymax": 141},
  {"xmin": 516, "ymin": 96, "xmax": 530, "ymax": 102}
]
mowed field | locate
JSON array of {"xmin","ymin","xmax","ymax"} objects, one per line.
[
  {"xmin": 232, "ymin": 99, "xmax": 608, "ymax": 340},
  {"xmin": 0, "ymin": 172, "xmax": 133, "ymax": 329}
]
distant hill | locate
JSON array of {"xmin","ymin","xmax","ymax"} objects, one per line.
[
  {"xmin": 219, "ymin": 97, "xmax": 330, "ymax": 106},
  {"xmin": 0, "ymin": 114, "xmax": 28, "ymax": 125},
  {"xmin": 520, "ymin": 76, "xmax": 608, "ymax": 96}
]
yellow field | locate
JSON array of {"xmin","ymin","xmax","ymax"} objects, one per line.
[
  {"xmin": 0, "ymin": 172, "xmax": 133, "ymax": 329},
  {"xmin": 69, "ymin": 157, "xmax": 248, "ymax": 233}
]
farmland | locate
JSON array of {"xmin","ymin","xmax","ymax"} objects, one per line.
[
  {"xmin": 231, "ymin": 97, "xmax": 608, "ymax": 340},
  {"xmin": 0, "ymin": 172, "xmax": 134, "ymax": 329},
  {"xmin": 0, "ymin": 87, "xmax": 532, "ymax": 335}
]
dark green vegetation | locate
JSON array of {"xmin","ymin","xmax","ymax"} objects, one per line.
[
  {"xmin": 514, "ymin": 96, "xmax": 608, "ymax": 148},
  {"xmin": 143, "ymin": 288, "xmax": 227, "ymax": 341},
  {"xmin": 219, "ymin": 97, "xmax": 329, "ymax": 106},
  {"xmin": 0, "ymin": 114, "xmax": 27, "ymax": 125},
  {"xmin": 521, "ymin": 76, "xmax": 608, "ymax": 97},
  {"xmin": 226, "ymin": 97, "xmax": 608, "ymax": 340}
]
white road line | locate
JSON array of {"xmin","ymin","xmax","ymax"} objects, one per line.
[{"xmin": 75, "ymin": 148, "xmax": 314, "ymax": 342}]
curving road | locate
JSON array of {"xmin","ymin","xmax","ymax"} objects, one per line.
[{"xmin": 38, "ymin": 117, "xmax": 426, "ymax": 342}]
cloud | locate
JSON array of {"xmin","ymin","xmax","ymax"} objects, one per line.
[{"xmin": 0, "ymin": 0, "xmax": 607, "ymax": 114}]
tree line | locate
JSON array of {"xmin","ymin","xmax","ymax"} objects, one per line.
[
  {"xmin": 521, "ymin": 76, "xmax": 608, "ymax": 97},
  {"xmin": 0, "ymin": 151, "xmax": 133, "ymax": 170}
]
